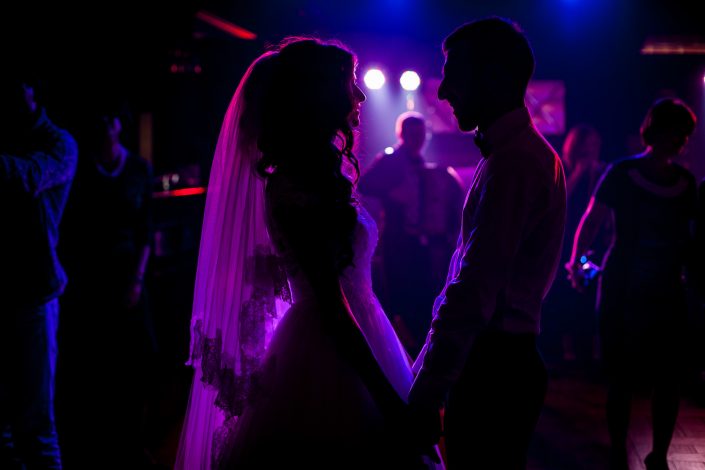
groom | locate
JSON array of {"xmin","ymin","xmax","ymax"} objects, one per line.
[{"xmin": 408, "ymin": 17, "xmax": 566, "ymax": 469}]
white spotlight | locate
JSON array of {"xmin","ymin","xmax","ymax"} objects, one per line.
[
  {"xmin": 364, "ymin": 69, "xmax": 386, "ymax": 90},
  {"xmin": 400, "ymin": 70, "xmax": 421, "ymax": 91}
]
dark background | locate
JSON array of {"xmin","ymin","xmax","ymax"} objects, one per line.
[
  {"xmin": 4, "ymin": 0, "xmax": 704, "ymax": 379},
  {"xmin": 2, "ymin": 0, "xmax": 704, "ymax": 177},
  {"xmin": 3, "ymin": 1, "xmax": 704, "ymax": 465}
]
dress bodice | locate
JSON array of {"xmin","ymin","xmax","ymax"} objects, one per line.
[
  {"xmin": 277, "ymin": 204, "xmax": 379, "ymax": 304},
  {"xmin": 340, "ymin": 206, "xmax": 378, "ymax": 293},
  {"xmin": 269, "ymin": 194, "xmax": 413, "ymax": 400}
]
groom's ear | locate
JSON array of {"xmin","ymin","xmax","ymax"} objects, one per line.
[
  {"xmin": 483, "ymin": 61, "xmax": 503, "ymax": 82},
  {"xmin": 482, "ymin": 61, "xmax": 515, "ymax": 94}
]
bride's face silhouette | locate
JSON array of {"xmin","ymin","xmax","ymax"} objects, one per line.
[{"xmin": 347, "ymin": 73, "xmax": 366, "ymax": 128}]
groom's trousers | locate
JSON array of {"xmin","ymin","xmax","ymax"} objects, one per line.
[{"xmin": 444, "ymin": 330, "xmax": 547, "ymax": 469}]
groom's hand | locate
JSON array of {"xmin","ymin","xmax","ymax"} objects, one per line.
[
  {"xmin": 407, "ymin": 402, "xmax": 442, "ymax": 463},
  {"xmin": 408, "ymin": 366, "xmax": 449, "ymax": 463},
  {"xmin": 408, "ymin": 402, "xmax": 442, "ymax": 445}
]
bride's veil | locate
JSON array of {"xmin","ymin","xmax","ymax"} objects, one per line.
[{"xmin": 175, "ymin": 51, "xmax": 291, "ymax": 469}]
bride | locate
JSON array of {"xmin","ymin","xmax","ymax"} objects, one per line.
[{"xmin": 175, "ymin": 37, "xmax": 442, "ymax": 469}]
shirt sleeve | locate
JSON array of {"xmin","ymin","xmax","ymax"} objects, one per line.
[
  {"xmin": 0, "ymin": 128, "xmax": 78, "ymax": 196},
  {"xmin": 412, "ymin": 158, "xmax": 540, "ymax": 406}
]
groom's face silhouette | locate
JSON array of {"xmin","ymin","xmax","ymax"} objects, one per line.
[{"xmin": 438, "ymin": 48, "xmax": 485, "ymax": 132}]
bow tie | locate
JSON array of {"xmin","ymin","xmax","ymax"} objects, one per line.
[{"xmin": 474, "ymin": 130, "xmax": 492, "ymax": 158}]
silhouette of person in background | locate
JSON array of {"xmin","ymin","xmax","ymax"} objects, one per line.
[
  {"xmin": 0, "ymin": 74, "xmax": 77, "ymax": 469},
  {"xmin": 409, "ymin": 17, "xmax": 566, "ymax": 469},
  {"xmin": 542, "ymin": 124, "xmax": 608, "ymax": 365},
  {"xmin": 568, "ymin": 98, "xmax": 698, "ymax": 470},
  {"xmin": 58, "ymin": 104, "xmax": 155, "ymax": 468},
  {"xmin": 359, "ymin": 111, "xmax": 464, "ymax": 356}
]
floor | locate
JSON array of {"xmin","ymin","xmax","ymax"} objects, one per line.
[
  {"xmin": 139, "ymin": 360, "xmax": 705, "ymax": 469},
  {"xmin": 527, "ymin": 361, "xmax": 705, "ymax": 470}
]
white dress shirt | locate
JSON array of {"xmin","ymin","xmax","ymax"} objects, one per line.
[{"xmin": 412, "ymin": 107, "xmax": 566, "ymax": 404}]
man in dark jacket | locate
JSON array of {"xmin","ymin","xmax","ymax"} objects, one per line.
[{"xmin": 0, "ymin": 75, "xmax": 77, "ymax": 469}]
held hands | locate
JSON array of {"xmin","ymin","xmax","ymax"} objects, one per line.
[
  {"xmin": 381, "ymin": 388, "xmax": 442, "ymax": 464},
  {"xmin": 406, "ymin": 402, "xmax": 443, "ymax": 464},
  {"xmin": 406, "ymin": 373, "xmax": 444, "ymax": 464}
]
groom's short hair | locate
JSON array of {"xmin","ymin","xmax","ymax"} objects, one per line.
[{"xmin": 443, "ymin": 17, "xmax": 535, "ymax": 96}]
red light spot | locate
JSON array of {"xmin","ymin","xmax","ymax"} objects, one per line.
[
  {"xmin": 196, "ymin": 11, "xmax": 257, "ymax": 40},
  {"xmin": 153, "ymin": 187, "xmax": 207, "ymax": 198}
]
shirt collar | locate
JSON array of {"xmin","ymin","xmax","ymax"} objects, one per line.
[
  {"xmin": 96, "ymin": 149, "xmax": 128, "ymax": 178},
  {"xmin": 477, "ymin": 107, "xmax": 533, "ymax": 158}
]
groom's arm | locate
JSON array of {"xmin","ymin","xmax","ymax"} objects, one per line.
[{"xmin": 409, "ymin": 158, "xmax": 537, "ymax": 407}]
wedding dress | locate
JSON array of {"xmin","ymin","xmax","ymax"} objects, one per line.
[{"xmin": 218, "ymin": 175, "xmax": 432, "ymax": 468}]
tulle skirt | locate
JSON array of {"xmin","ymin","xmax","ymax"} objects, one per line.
[
  {"xmin": 178, "ymin": 291, "xmax": 442, "ymax": 470},
  {"xmin": 219, "ymin": 299, "xmax": 425, "ymax": 469}
]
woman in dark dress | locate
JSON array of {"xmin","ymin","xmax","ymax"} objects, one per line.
[
  {"xmin": 567, "ymin": 98, "xmax": 698, "ymax": 470},
  {"xmin": 543, "ymin": 124, "xmax": 607, "ymax": 363}
]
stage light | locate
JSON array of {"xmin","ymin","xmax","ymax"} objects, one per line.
[
  {"xmin": 384, "ymin": 147, "xmax": 394, "ymax": 155},
  {"xmin": 364, "ymin": 69, "xmax": 385, "ymax": 90},
  {"xmin": 400, "ymin": 71, "xmax": 421, "ymax": 91}
]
